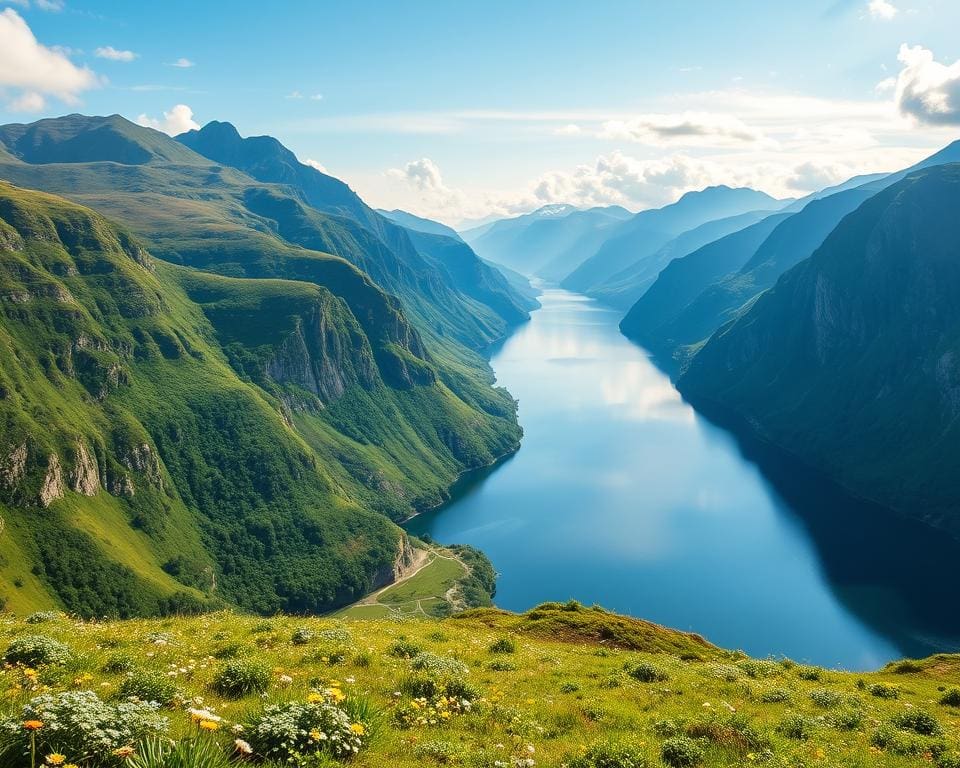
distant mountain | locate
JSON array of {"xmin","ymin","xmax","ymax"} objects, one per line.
[
  {"xmin": 377, "ymin": 208, "xmax": 462, "ymax": 240},
  {"xmin": 177, "ymin": 121, "xmax": 532, "ymax": 341},
  {"xmin": 591, "ymin": 209, "xmax": 777, "ymax": 309},
  {"xmin": 561, "ymin": 186, "xmax": 784, "ymax": 294},
  {"xmin": 462, "ymin": 204, "xmax": 630, "ymax": 277},
  {"xmin": 620, "ymin": 211, "xmax": 792, "ymax": 353},
  {"xmin": 678, "ymin": 163, "xmax": 960, "ymax": 537}
]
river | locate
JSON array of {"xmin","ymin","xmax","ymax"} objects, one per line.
[{"xmin": 406, "ymin": 287, "xmax": 960, "ymax": 669}]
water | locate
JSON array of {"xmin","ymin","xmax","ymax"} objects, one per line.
[{"xmin": 407, "ymin": 287, "xmax": 960, "ymax": 669}]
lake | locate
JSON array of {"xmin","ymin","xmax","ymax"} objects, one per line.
[{"xmin": 406, "ymin": 287, "xmax": 960, "ymax": 669}]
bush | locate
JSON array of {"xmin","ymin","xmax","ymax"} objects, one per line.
[
  {"xmin": 25, "ymin": 611, "xmax": 60, "ymax": 624},
  {"xmin": 777, "ymin": 714, "xmax": 815, "ymax": 740},
  {"xmin": 737, "ymin": 659, "xmax": 779, "ymax": 679},
  {"xmin": 291, "ymin": 626, "xmax": 315, "ymax": 645},
  {"xmin": 414, "ymin": 740, "xmax": 465, "ymax": 764},
  {"xmin": 125, "ymin": 735, "xmax": 231, "ymax": 768},
  {"xmin": 758, "ymin": 688, "xmax": 791, "ymax": 704},
  {"xmin": 829, "ymin": 707, "xmax": 865, "ymax": 731},
  {"xmin": 940, "ymin": 688, "xmax": 960, "ymax": 707},
  {"xmin": 317, "ymin": 627, "xmax": 352, "ymax": 644},
  {"xmin": 871, "ymin": 725, "xmax": 926, "ymax": 756},
  {"xmin": 796, "ymin": 665, "xmax": 824, "ymax": 681},
  {"xmin": 627, "ymin": 661, "xmax": 668, "ymax": 683},
  {"xmin": 0, "ymin": 690, "xmax": 166, "ymax": 762},
  {"xmin": 389, "ymin": 639, "xmax": 423, "ymax": 658},
  {"xmin": 103, "ymin": 652, "xmax": 135, "ymax": 673},
  {"xmin": 891, "ymin": 709, "xmax": 943, "ymax": 736},
  {"xmin": 568, "ymin": 738, "xmax": 647, "ymax": 768},
  {"xmin": 410, "ymin": 652, "xmax": 469, "ymax": 677},
  {"xmin": 660, "ymin": 736, "xmax": 703, "ymax": 768},
  {"xmin": 487, "ymin": 659, "xmax": 517, "ymax": 672},
  {"xmin": 212, "ymin": 659, "xmax": 271, "ymax": 697},
  {"xmin": 212, "ymin": 641, "xmax": 244, "ymax": 659},
  {"xmin": 4, "ymin": 634, "xmax": 71, "ymax": 666},
  {"xmin": 488, "ymin": 637, "xmax": 516, "ymax": 654},
  {"xmin": 809, "ymin": 688, "xmax": 843, "ymax": 709},
  {"xmin": 245, "ymin": 697, "xmax": 367, "ymax": 762},
  {"xmin": 118, "ymin": 669, "xmax": 181, "ymax": 707},
  {"xmin": 869, "ymin": 682, "xmax": 899, "ymax": 699},
  {"xmin": 560, "ymin": 681, "xmax": 581, "ymax": 693}
]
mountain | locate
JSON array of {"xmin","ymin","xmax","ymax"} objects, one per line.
[
  {"xmin": 620, "ymin": 211, "xmax": 792, "ymax": 353},
  {"xmin": 678, "ymin": 163, "xmax": 960, "ymax": 536},
  {"xmin": 377, "ymin": 208, "xmax": 463, "ymax": 240},
  {"xmin": 591, "ymin": 209, "xmax": 776, "ymax": 309},
  {"xmin": 562, "ymin": 186, "xmax": 784, "ymax": 294},
  {"xmin": 176, "ymin": 121, "xmax": 531, "ymax": 346},
  {"xmin": 462, "ymin": 204, "xmax": 630, "ymax": 277},
  {"xmin": 0, "ymin": 117, "xmax": 525, "ymax": 615}
]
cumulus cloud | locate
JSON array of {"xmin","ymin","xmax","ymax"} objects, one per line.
[
  {"xmin": 867, "ymin": 0, "xmax": 898, "ymax": 20},
  {"xmin": 599, "ymin": 112, "xmax": 768, "ymax": 147},
  {"xmin": 9, "ymin": 90, "xmax": 44, "ymax": 112},
  {"xmin": 34, "ymin": 0, "xmax": 63, "ymax": 10},
  {"xmin": 785, "ymin": 161, "xmax": 855, "ymax": 191},
  {"xmin": 95, "ymin": 45, "xmax": 137, "ymax": 62},
  {"xmin": 169, "ymin": 57, "xmax": 194, "ymax": 68},
  {"xmin": 301, "ymin": 158, "xmax": 328, "ymax": 174},
  {"xmin": 889, "ymin": 44, "xmax": 960, "ymax": 125},
  {"xmin": 0, "ymin": 9, "xmax": 99, "ymax": 109},
  {"xmin": 554, "ymin": 123, "xmax": 582, "ymax": 136},
  {"xmin": 136, "ymin": 104, "xmax": 199, "ymax": 136}
]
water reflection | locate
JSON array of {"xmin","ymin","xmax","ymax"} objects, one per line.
[{"xmin": 407, "ymin": 288, "xmax": 960, "ymax": 669}]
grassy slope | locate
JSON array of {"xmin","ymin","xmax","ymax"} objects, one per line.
[{"xmin": 1, "ymin": 604, "xmax": 958, "ymax": 767}]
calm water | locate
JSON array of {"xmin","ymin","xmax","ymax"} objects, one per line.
[{"xmin": 407, "ymin": 287, "xmax": 960, "ymax": 669}]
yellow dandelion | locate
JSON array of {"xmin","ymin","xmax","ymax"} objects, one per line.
[
  {"xmin": 350, "ymin": 722, "xmax": 366, "ymax": 735},
  {"xmin": 23, "ymin": 720, "xmax": 44, "ymax": 731},
  {"xmin": 199, "ymin": 720, "xmax": 220, "ymax": 731},
  {"xmin": 45, "ymin": 755, "xmax": 66, "ymax": 766}
]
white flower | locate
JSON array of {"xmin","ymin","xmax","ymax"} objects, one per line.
[{"xmin": 234, "ymin": 738, "xmax": 253, "ymax": 755}]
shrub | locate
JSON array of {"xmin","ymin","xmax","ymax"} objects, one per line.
[
  {"xmin": 627, "ymin": 661, "xmax": 668, "ymax": 683},
  {"xmin": 0, "ymin": 690, "xmax": 166, "ymax": 762},
  {"xmin": 103, "ymin": 652, "xmax": 135, "ymax": 673},
  {"xmin": 488, "ymin": 637, "xmax": 516, "ymax": 654},
  {"xmin": 809, "ymin": 688, "xmax": 843, "ymax": 709},
  {"xmin": 869, "ymin": 682, "xmax": 899, "ymax": 699},
  {"xmin": 660, "ymin": 736, "xmax": 703, "ymax": 768},
  {"xmin": 25, "ymin": 611, "xmax": 60, "ymax": 624},
  {"xmin": 317, "ymin": 627, "xmax": 352, "ymax": 644},
  {"xmin": 686, "ymin": 715, "xmax": 766, "ymax": 754},
  {"xmin": 653, "ymin": 719, "xmax": 682, "ymax": 737},
  {"xmin": 411, "ymin": 652, "xmax": 469, "ymax": 677},
  {"xmin": 829, "ymin": 707, "xmax": 865, "ymax": 731},
  {"xmin": 759, "ymin": 688, "xmax": 791, "ymax": 704},
  {"xmin": 212, "ymin": 641, "xmax": 244, "ymax": 659},
  {"xmin": 125, "ymin": 735, "xmax": 231, "ymax": 768},
  {"xmin": 891, "ymin": 709, "xmax": 943, "ymax": 736},
  {"xmin": 414, "ymin": 739, "xmax": 465, "ymax": 764},
  {"xmin": 706, "ymin": 663, "xmax": 741, "ymax": 682},
  {"xmin": 890, "ymin": 659, "xmax": 923, "ymax": 674},
  {"xmin": 291, "ymin": 627, "xmax": 315, "ymax": 645},
  {"xmin": 568, "ymin": 738, "xmax": 647, "ymax": 768},
  {"xmin": 940, "ymin": 688, "xmax": 960, "ymax": 707},
  {"xmin": 3, "ymin": 634, "xmax": 71, "ymax": 666},
  {"xmin": 212, "ymin": 659, "xmax": 271, "ymax": 697},
  {"xmin": 871, "ymin": 725, "xmax": 926, "ymax": 756},
  {"xmin": 487, "ymin": 659, "xmax": 517, "ymax": 671},
  {"xmin": 118, "ymin": 669, "xmax": 181, "ymax": 707},
  {"xmin": 777, "ymin": 714, "xmax": 815, "ymax": 740},
  {"xmin": 796, "ymin": 665, "xmax": 824, "ymax": 681},
  {"xmin": 389, "ymin": 639, "xmax": 424, "ymax": 658},
  {"xmin": 737, "ymin": 659, "xmax": 779, "ymax": 679},
  {"xmin": 245, "ymin": 697, "xmax": 367, "ymax": 762},
  {"xmin": 560, "ymin": 681, "xmax": 581, "ymax": 693}
]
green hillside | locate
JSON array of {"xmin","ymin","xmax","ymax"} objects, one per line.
[
  {"xmin": 679, "ymin": 164, "xmax": 960, "ymax": 537},
  {"xmin": 0, "ymin": 604, "xmax": 958, "ymax": 768},
  {"xmin": 0, "ymin": 181, "xmax": 519, "ymax": 618}
]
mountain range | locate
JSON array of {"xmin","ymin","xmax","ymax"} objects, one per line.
[{"xmin": 0, "ymin": 114, "xmax": 532, "ymax": 617}]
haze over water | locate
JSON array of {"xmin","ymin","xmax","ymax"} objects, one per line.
[{"xmin": 407, "ymin": 287, "xmax": 960, "ymax": 670}]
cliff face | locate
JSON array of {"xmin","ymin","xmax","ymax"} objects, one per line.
[{"xmin": 679, "ymin": 164, "xmax": 960, "ymax": 535}]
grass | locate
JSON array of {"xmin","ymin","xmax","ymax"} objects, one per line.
[{"xmin": 0, "ymin": 603, "xmax": 958, "ymax": 767}]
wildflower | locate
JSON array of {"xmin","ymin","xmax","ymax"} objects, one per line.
[
  {"xmin": 278, "ymin": 674, "xmax": 293, "ymax": 685},
  {"xmin": 112, "ymin": 746, "xmax": 135, "ymax": 758},
  {"xmin": 234, "ymin": 739, "xmax": 253, "ymax": 755},
  {"xmin": 350, "ymin": 722, "xmax": 366, "ymax": 735},
  {"xmin": 310, "ymin": 729, "xmax": 321, "ymax": 740},
  {"xmin": 23, "ymin": 720, "xmax": 44, "ymax": 730},
  {"xmin": 45, "ymin": 755, "xmax": 67, "ymax": 766},
  {"xmin": 199, "ymin": 720, "xmax": 219, "ymax": 731},
  {"xmin": 307, "ymin": 692, "xmax": 324, "ymax": 703}
]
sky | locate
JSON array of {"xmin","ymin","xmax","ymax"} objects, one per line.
[{"xmin": 1, "ymin": 0, "xmax": 960, "ymax": 227}]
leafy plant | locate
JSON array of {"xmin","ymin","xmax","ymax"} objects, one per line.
[
  {"xmin": 626, "ymin": 661, "xmax": 668, "ymax": 683},
  {"xmin": 211, "ymin": 659, "xmax": 270, "ymax": 697},
  {"xmin": 568, "ymin": 738, "xmax": 647, "ymax": 768},
  {"xmin": 118, "ymin": 669, "xmax": 181, "ymax": 707},
  {"xmin": 4, "ymin": 635, "xmax": 71, "ymax": 666},
  {"xmin": 245, "ymin": 696, "xmax": 368, "ymax": 763},
  {"xmin": 660, "ymin": 736, "xmax": 703, "ymax": 768}
]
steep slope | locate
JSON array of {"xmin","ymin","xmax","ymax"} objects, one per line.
[
  {"xmin": 0, "ymin": 182, "xmax": 409, "ymax": 616},
  {"xmin": 377, "ymin": 208, "xmax": 463, "ymax": 240},
  {"xmin": 625, "ymin": 188, "xmax": 876, "ymax": 365},
  {"xmin": 621, "ymin": 212, "xmax": 792, "ymax": 352},
  {"xmin": 562, "ymin": 186, "xmax": 783, "ymax": 294},
  {"xmin": 678, "ymin": 164, "xmax": 960, "ymax": 536},
  {"xmin": 176, "ymin": 121, "xmax": 530, "ymax": 343},
  {"xmin": 592, "ymin": 209, "xmax": 775, "ymax": 308}
]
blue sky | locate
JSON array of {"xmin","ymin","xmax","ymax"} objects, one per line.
[{"xmin": 1, "ymin": 0, "xmax": 960, "ymax": 226}]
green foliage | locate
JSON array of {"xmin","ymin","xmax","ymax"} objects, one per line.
[
  {"xmin": 568, "ymin": 739, "xmax": 647, "ymax": 768},
  {"xmin": 117, "ymin": 668, "xmax": 181, "ymax": 707},
  {"xmin": 870, "ymin": 682, "xmax": 900, "ymax": 699},
  {"xmin": 3, "ymin": 634, "xmax": 70, "ymax": 666},
  {"xmin": 488, "ymin": 636, "xmax": 516, "ymax": 654},
  {"xmin": 211, "ymin": 659, "xmax": 271, "ymax": 698},
  {"xmin": 940, "ymin": 687, "xmax": 960, "ymax": 707},
  {"xmin": 245, "ymin": 697, "xmax": 367, "ymax": 763},
  {"xmin": 389, "ymin": 639, "xmax": 424, "ymax": 658},
  {"xmin": 626, "ymin": 661, "xmax": 668, "ymax": 683},
  {"xmin": 777, "ymin": 713, "xmax": 815, "ymax": 740},
  {"xmin": 891, "ymin": 709, "xmax": 943, "ymax": 736},
  {"xmin": 660, "ymin": 736, "xmax": 704, "ymax": 768},
  {"xmin": 809, "ymin": 688, "xmax": 843, "ymax": 708},
  {"xmin": 758, "ymin": 688, "xmax": 792, "ymax": 704},
  {"xmin": 125, "ymin": 735, "xmax": 232, "ymax": 768}
]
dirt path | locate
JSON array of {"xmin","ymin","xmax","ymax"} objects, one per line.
[{"xmin": 357, "ymin": 546, "xmax": 431, "ymax": 605}]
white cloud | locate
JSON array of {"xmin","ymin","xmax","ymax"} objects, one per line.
[
  {"xmin": 169, "ymin": 57, "xmax": 194, "ymax": 68},
  {"xmin": 95, "ymin": 45, "xmax": 137, "ymax": 62},
  {"xmin": 301, "ymin": 158, "xmax": 328, "ymax": 174},
  {"xmin": 889, "ymin": 44, "xmax": 960, "ymax": 125},
  {"xmin": 34, "ymin": 0, "xmax": 63, "ymax": 10},
  {"xmin": 785, "ymin": 160, "xmax": 855, "ymax": 191},
  {"xmin": 867, "ymin": 0, "xmax": 898, "ymax": 20},
  {"xmin": 286, "ymin": 90, "xmax": 303, "ymax": 99},
  {"xmin": 0, "ymin": 8, "xmax": 99, "ymax": 109},
  {"xmin": 599, "ymin": 111, "xmax": 768, "ymax": 147},
  {"xmin": 136, "ymin": 103, "xmax": 199, "ymax": 136},
  {"xmin": 8, "ymin": 89, "xmax": 44, "ymax": 111},
  {"xmin": 286, "ymin": 90, "xmax": 323, "ymax": 101},
  {"xmin": 554, "ymin": 123, "xmax": 581, "ymax": 136}
]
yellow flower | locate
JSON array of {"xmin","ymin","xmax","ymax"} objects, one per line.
[
  {"xmin": 350, "ymin": 722, "xmax": 366, "ymax": 736},
  {"xmin": 309, "ymin": 729, "xmax": 321, "ymax": 740},
  {"xmin": 45, "ymin": 755, "xmax": 67, "ymax": 766},
  {"xmin": 23, "ymin": 720, "xmax": 44, "ymax": 731},
  {"xmin": 199, "ymin": 720, "xmax": 220, "ymax": 731},
  {"xmin": 112, "ymin": 747, "xmax": 135, "ymax": 758},
  {"xmin": 307, "ymin": 692, "xmax": 323, "ymax": 703}
]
